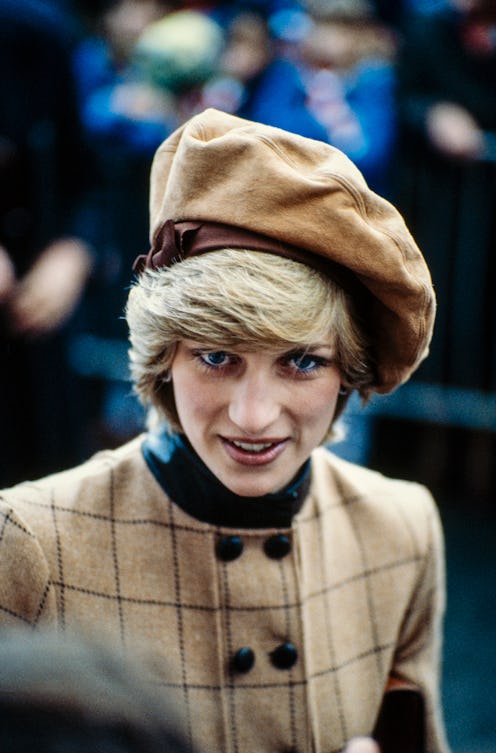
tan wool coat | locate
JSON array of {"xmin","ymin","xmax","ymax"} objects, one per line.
[{"xmin": 0, "ymin": 436, "xmax": 448, "ymax": 753}]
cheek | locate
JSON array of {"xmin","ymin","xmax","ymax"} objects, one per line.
[
  {"xmin": 296, "ymin": 379, "xmax": 340, "ymax": 431},
  {"xmin": 173, "ymin": 375, "xmax": 221, "ymax": 428}
]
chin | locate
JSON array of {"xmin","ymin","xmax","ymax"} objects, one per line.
[{"xmin": 220, "ymin": 472, "xmax": 283, "ymax": 498}]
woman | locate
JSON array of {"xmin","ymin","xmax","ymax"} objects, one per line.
[{"xmin": 0, "ymin": 109, "xmax": 448, "ymax": 753}]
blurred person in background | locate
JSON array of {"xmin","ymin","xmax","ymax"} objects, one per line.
[
  {"xmin": 0, "ymin": 0, "xmax": 96, "ymax": 486},
  {"xmin": 72, "ymin": 0, "xmax": 181, "ymax": 155},
  {"xmin": 300, "ymin": 0, "xmax": 398, "ymax": 195},
  {"xmin": 132, "ymin": 7, "xmax": 225, "ymax": 124},
  {"xmin": 200, "ymin": 7, "xmax": 329, "ymax": 141},
  {"xmin": 69, "ymin": 2, "xmax": 225, "ymax": 449},
  {"xmin": 200, "ymin": 1, "xmax": 398, "ymax": 195},
  {"xmin": 393, "ymin": 0, "xmax": 496, "ymax": 391},
  {"xmin": 0, "ymin": 109, "xmax": 448, "ymax": 753}
]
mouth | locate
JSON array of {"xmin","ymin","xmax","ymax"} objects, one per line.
[{"xmin": 220, "ymin": 437, "xmax": 289, "ymax": 466}]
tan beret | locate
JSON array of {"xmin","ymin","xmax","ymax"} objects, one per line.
[{"xmin": 147, "ymin": 107, "xmax": 435, "ymax": 393}]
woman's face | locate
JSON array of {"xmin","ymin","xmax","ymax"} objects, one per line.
[{"xmin": 171, "ymin": 339, "xmax": 342, "ymax": 497}]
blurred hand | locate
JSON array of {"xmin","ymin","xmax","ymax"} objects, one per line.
[
  {"xmin": 343, "ymin": 738, "xmax": 380, "ymax": 753},
  {"xmin": 0, "ymin": 243, "xmax": 16, "ymax": 303},
  {"xmin": 7, "ymin": 238, "xmax": 92, "ymax": 337},
  {"xmin": 426, "ymin": 102, "xmax": 485, "ymax": 160}
]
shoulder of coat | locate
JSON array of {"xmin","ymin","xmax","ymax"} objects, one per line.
[
  {"xmin": 310, "ymin": 445, "xmax": 438, "ymax": 531},
  {"xmin": 0, "ymin": 434, "xmax": 154, "ymax": 525}
]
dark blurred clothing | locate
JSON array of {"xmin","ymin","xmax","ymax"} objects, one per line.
[
  {"xmin": 0, "ymin": 0, "xmax": 96, "ymax": 485},
  {"xmin": 393, "ymin": 8, "xmax": 496, "ymax": 390},
  {"xmin": 0, "ymin": 0, "xmax": 92, "ymax": 271}
]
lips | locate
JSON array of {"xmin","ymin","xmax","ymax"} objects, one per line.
[{"xmin": 220, "ymin": 437, "xmax": 289, "ymax": 466}]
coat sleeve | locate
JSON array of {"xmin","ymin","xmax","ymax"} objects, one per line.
[
  {"xmin": 391, "ymin": 490, "xmax": 450, "ymax": 753},
  {"xmin": 0, "ymin": 500, "xmax": 57, "ymax": 628}
]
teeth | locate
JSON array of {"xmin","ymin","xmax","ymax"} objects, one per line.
[{"xmin": 231, "ymin": 440, "xmax": 274, "ymax": 452}]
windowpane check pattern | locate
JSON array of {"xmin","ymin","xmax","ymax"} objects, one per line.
[{"xmin": 0, "ymin": 438, "xmax": 448, "ymax": 753}]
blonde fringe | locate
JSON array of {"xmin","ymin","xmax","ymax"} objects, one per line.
[{"xmin": 126, "ymin": 249, "xmax": 374, "ymax": 433}]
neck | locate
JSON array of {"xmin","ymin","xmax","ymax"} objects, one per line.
[{"xmin": 142, "ymin": 427, "xmax": 311, "ymax": 528}]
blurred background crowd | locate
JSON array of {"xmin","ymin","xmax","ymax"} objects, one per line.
[{"xmin": 0, "ymin": 1, "xmax": 495, "ymax": 750}]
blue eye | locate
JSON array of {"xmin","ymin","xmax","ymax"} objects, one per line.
[
  {"xmin": 201, "ymin": 351, "xmax": 229, "ymax": 367},
  {"xmin": 289, "ymin": 353, "xmax": 321, "ymax": 372}
]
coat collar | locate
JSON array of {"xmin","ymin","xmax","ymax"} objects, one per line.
[{"xmin": 142, "ymin": 428, "xmax": 311, "ymax": 528}]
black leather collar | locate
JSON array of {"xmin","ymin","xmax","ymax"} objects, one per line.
[{"xmin": 142, "ymin": 429, "xmax": 311, "ymax": 529}]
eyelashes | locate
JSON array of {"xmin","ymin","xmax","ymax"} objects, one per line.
[
  {"xmin": 191, "ymin": 349, "xmax": 331, "ymax": 377},
  {"xmin": 197, "ymin": 350, "xmax": 231, "ymax": 368},
  {"xmin": 286, "ymin": 352, "xmax": 329, "ymax": 373}
]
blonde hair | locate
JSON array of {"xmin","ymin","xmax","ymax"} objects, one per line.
[{"xmin": 126, "ymin": 249, "xmax": 374, "ymax": 434}]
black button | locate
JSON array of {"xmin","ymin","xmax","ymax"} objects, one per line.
[
  {"xmin": 270, "ymin": 642, "xmax": 298, "ymax": 670},
  {"xmin": 264, "ymin": 534, "xmax": 291, "ymax": 559},
  {"xmin": 232, "ymin": 647, "xmax": 255, "ymax": 673},
  {"xmin": 217, "ymin": 535, "xmax": 243, "ymax": 561}
]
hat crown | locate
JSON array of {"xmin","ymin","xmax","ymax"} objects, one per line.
[{"xmin": 148, "ymin": 108, "xmax": 435, "ymax": 393}]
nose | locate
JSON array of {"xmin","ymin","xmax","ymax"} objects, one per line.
[{"xmin": 228, "ymin": 371, "xmax": 282, "ymax": 435}]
